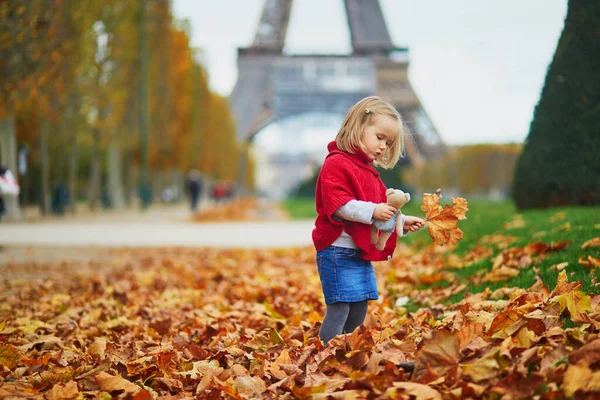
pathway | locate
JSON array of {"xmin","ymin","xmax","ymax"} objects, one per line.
[{"xmin": 0, "ymin": 201, "xmax": 315, "ymax": 264}]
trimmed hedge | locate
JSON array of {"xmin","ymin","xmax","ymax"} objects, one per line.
[{"xmin": 513, "ymin": 0, "xmax": 600, "ymax": 209}]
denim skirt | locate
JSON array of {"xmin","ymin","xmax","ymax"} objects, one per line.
[{"xmin": 316, "ymin": 246, "xmax": 379, "ymax": 304}]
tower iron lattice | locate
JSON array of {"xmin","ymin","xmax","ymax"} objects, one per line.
[{"xmin": 230, "ymin": 0, "xmax": 445, "ymax": 185}]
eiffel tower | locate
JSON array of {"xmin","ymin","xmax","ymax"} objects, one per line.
[{"xmin": 230, "ymin": 0, "xmax": 445, "ymax": 186}]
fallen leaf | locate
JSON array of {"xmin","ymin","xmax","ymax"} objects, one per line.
[
  {"xmin": 551, "ymin": 290, "xmax": 592, "ymax": 320},
  {"xmin": 94, "ymin": 371, "xmax": 141, "ymax": 395},
  {"xmin": 568, "ymin": 339, "xmax": 600, "ymax": 366},
  {"xmin": 549, "ymin": 212, "xmax": 566, "ymax": 222},
  {"xmin": 504, "ymin": 215, "xmax": 526, "ymax": 229},
  {"xmin": 0, "ymin": 343, "xmax": 22, "ymax": 369},
  {"xmin": 551, "ymin": 262, "xmax": 569, "ymax": 271},
  {"xmin": 463, "ymin": 348, "xmax": 502, "ymax": 382},
  {"xmin": 581, "ymin": 237, "xmax": 600, "ymax": 249},
  {"xmin": 389, "ymin": 382, "xmax": 442, "ymax": 400},
  {"xmin": 579, "ymin": 255, "xmax": 600, "ymax": 269},
  {"xmin": 551, "ymin": 270, "xmax": 581, "ymax": 296},
  {"xmin": 88, "ymin": 338, "xmax": 107, "ymax": 360},
  {"xmin": 563, "ymin": 363, "xmax": 600, "ymax": 397},
  {"xmin": 481, "ymin": 266, "xmax": 520, "ymax": 283},
  {"xmin": 270, "ymin": 348, "xmax": 293, "ymax": 380},
  {"xmin": 47, "ymin": 381, "xmax": 79, "ymax": 400},
  {"xmin": 413, "ymin": 329, "xmax": 460, "ymax": 382}
]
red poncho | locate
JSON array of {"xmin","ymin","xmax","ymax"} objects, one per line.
[{"xmin": 312, "ymin": 141, "xmax": 397, "ymax": 261}]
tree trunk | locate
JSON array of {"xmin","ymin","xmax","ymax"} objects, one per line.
[
  {"xmin": 122, "ymin": 149, "xmax": 134, "ymax": 207},
  {"xmin": 107, "ymin": 141, "xmax": 125, "ymax": 209},
  {"xmin": 87, "ymin": 129, "xmax": 102, "ymax": 210},
  {"xmin": 0, "ymin": 114, "xmax": 21, "ymax": 220},
  {"xmin": 152, "ymin": 168, "xmax": 162, "ymax": 203},
  {"xmin": 172, "ymin": 168, "xmax": 185, "ymax": 202},
  {"xmin": 67, "ymin": 139, "xmax": 78, "ymax": 214},
  {"xmin": 39, "ymin": 119, "xmax": 50, "ymax": 215}
]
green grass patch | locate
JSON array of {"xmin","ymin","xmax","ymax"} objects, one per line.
[
  {"xmin": 442, "ymin": 203, "xmax": 600, "ymax": 295},
  {"xmin": 282, "ymin": 197, "xmax": 316, "ymax": 219},
  {"xmin": 397, "ymin": 199, "xmax": 599, "ymax": 295},
  {"xmin": 283, "ymin": 196, "xmax": 600, "ymax": 295},
  {"xmin": 480, "ymin": 205, "xmax": 600, "ymax": 294}
]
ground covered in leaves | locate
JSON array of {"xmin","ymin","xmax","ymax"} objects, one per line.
[{"xmin": 1, "ymin": 236, "xmax": 600, "ymax": 399}]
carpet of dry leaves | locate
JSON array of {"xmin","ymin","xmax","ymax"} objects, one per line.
[{"xmin": 1, "ymin": 236, "xmax": 600, "ymax": 398}]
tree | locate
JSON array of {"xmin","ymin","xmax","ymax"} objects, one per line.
[
  {"xmin": 1, "ymin": 0, "xmax": 241, "ymax": 214},
  {"xmin": 512, "ymin": 0, "xmax": 600, "ymax": 209}
]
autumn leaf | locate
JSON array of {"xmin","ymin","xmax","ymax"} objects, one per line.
[
  {"xmin": 463, "ymin": 348, "xmax": 503, "ymax": 382},
  {"xmin": 232, "ymin": 375, "xmax": 266, "ymax": 398},
  {"xmin": 551, "ymin": 290, "xmax": 592, "ymax": 320},
  {"xmin": 421, "ymin": 190, "xmax": 468, "ymax": 246},
  {"xmin": 451, "ymin": 197, "xmax": 468, "ymax": 220},
  {"xmin": 579, "ymin": 255, "xmax": 600, "ymax": 269},
  {"xmin": 568, "ymin": 339, "xmax": 600, "ymax": 366},
  {"xmin": 270, "ymin": 348, "xmax": 293, "ymax": 380},
  {"xmin": 551, "ymin": 269, "xmax": 582, "ymax": 296},
  {"xmin": 413, "ymin": 329, "xmax": 460, "ymax": 383},
  {"xmin": 582, "ymin": 237, "xmax": 600, "ymax": 249},
  {"xmin": 47, "ymin": 381, "xmax": 79, "ymax": 400},
  {"xmin": 0, "ymin": 343, "xmax": 22, "ymax": 369},
  {"xmin": 481, "ymin": 266, "xmax": 520, "ymax": 283},
  {"xmin": 94, "ymin": 372, "xmax": 141, "ymax": 395},
  {"xmin": 193, "ymin": 360, "xmax": 224, "ymax": 394},
  {"xmin": 563, "ymin": 363, "xmax": 600, "ymax": 397},
  {"xmin": 88, "ymin": 338, "xmax": 107, "ymax": 360},
  {"xmin": 388, "ymin": 382, "xmax": 442, "ymax": 400}
]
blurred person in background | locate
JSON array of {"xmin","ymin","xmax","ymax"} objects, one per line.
[
  {"xmin": 51, "ymin": 181, "xmax": 70, "ymax": 215},
  {"xmin": 0, "ymin": 164, "xmax": 20, "ymax": 222},
  {"xmin": 212, "ymin": 180, "xmax": 231, "ymax": 204},
  {"xmin": 186, "ymin": 169, "xmax": 203, "ymax": 211}
]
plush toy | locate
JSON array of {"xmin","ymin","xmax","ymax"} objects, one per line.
[{"xmin": 371, "ymin": 188, "xmax": 411, "ymax": 251}]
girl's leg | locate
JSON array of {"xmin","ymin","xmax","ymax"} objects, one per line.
[
  {"xmin": 343, "ymin": 300, "xmax": 368, "ymax": 334},
  {"xmin": 319, "ymin": 302, "xmax": 350, "ymax": 345}
]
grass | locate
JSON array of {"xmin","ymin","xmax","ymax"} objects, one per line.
[
  {"xmin": 282, "ymin": 196, "xmax": 600, "ymax": 294},
  {"xmin": 282, "ymin": 197, "xmax": 317, "ymax": 219}
]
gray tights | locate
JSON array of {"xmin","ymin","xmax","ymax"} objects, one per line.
[{"xmin": 319, "ymin": 300, "xmax": 369, "ymax": 345}]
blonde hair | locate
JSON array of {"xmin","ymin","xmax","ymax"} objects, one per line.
[{"xmin": 336, "ymin": 96, "xmax": 407, "ymax": 169}]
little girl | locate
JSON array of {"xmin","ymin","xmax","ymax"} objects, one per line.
[{"xmin": 312, "ymin": 96, "xmax": 425, "ymax": 345}]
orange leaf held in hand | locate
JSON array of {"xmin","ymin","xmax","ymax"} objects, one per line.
[{"xmin": 421, "ymin": 189, "xmax": 468, "ymax": 246}]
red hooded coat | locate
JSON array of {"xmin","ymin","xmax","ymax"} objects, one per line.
[{"xmin": 312, "ymin": 141, "xmax": 397, "ymax": 261}]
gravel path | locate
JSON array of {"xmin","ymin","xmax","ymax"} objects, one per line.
[
  {"xmin": 0, "ymin": 202, "xmax": 315, "ymax": 265},
  {"xmin": 0, "ymin": 220, "xmax": 315, "ymax": 248}
]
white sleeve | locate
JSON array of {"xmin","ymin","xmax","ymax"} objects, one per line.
[
  {"xmin": 400, "ymin": 214, "xmax": 408, "ymax": 237},
  {"xmin": 333, "ymin": 200, "xmax": 376, "ymax": 224}
]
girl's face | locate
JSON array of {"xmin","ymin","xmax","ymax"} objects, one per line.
[{"xmin": 361, "ymin": 114, "xmax": 399, "ymax": 162}]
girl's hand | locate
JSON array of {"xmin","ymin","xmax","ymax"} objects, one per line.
[
  {"xmin": 373, "ymin": 203, "xmax": 397, "ymax": 221},
  {"xmin": 404, "ymin": 215, "xmax": 426, "ymax": 232}
]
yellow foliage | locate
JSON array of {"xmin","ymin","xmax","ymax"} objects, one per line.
[{"xmin": 404, "ymin": 144, "xmax": 522, "ymax": 196}]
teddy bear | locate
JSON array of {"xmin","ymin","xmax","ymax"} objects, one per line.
[{"xmin": 371, "ymin": 188, "xmax": 411, "ymax": 251}]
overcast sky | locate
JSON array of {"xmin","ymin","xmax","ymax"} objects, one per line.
[{"xmin": 172, "ymin": 0, "xmax": 568, "ymax": 145}]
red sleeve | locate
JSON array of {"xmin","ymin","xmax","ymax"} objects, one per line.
[{"xmin": 319, "ymin": 156, "xmax": 357, "ymax": 218}]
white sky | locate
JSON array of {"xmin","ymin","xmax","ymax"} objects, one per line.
[{"xmin": 172, "ymin": 0, "xmax": 568, "ymax": 145}]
